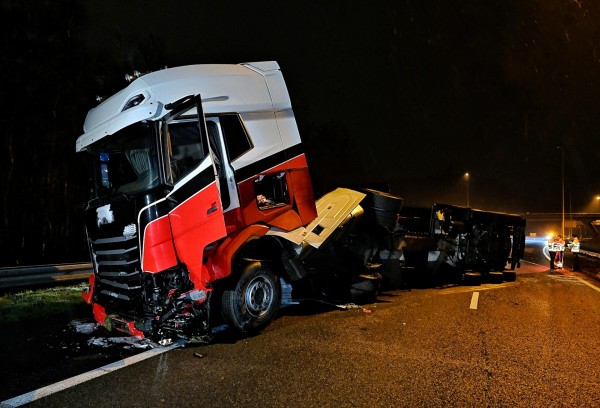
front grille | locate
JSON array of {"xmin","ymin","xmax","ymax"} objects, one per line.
[{"xmin": 89, "ymin": 234, "xmax": 143, "ymax": 315}]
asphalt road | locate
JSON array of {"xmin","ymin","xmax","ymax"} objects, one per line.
[{"xmin": 19, "ymin": 243, "xmax": 600, "ymax": 407}]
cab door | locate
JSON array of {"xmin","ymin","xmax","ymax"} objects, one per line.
[{"xmin": 162, "ymin": 95, "xmax": 227, "ymax": 283}]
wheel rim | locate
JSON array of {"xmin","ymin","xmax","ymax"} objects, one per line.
[{"xmin": 245, "ymin": 276, "xmax": 274, "ymax": 317}]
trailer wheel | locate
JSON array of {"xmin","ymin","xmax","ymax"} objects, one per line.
[
  {"xmin": 488, "ymin": 271, "xmax": 504, "ymax": 284},
  {"xmin": 503, "ymin": 271, "xmax": 517, "ymax": 282},
  {"xmin": 363, "ymin": 189, "xmax": 403, "ymax": 229},
  {"xmin": 221, "ymin": 262, "xmax": 281, "ymax": 333},
  {"xmin": 461, "ymin": 272, "xmax": 481, "ymax": 286},
  {"xmin": 350, "ymin": 273, "xmax": 382, "ymax": 302}
]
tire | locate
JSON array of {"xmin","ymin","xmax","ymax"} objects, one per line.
[
  {"xmin": 221, "ymin": 262, "xmax": 281, "ymax": 332},
  {"xmin": 461, "ymin": 272, "xmax": 482, "ymax": 286},
  {"xmin": 503, "ymin": 270, "xmax": 517, "ymax": 282},
  {"xmin": 350, "ymin": 273, "xmax": 382, "ymax": 302},
  {"xmin": 363, "ymin": 189, "xmax": 403, "ymax": 229},
  {"xmin": 488, "ymin": 271, "xmax": 504, "ymax": 284}
]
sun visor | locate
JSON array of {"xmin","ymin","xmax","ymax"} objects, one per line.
[{"xmin": 76, "ymin": 102, "xmax": 160, "ymax": 152}]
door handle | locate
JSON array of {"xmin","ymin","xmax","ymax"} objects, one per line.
[{"xmin": 207, "ymin": 202, "xmax": 219, "ymax": 215}]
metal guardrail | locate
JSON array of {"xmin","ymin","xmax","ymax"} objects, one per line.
[
  {"xmin": 0, "ymin": 263, "xmax": 92, "ymax": 289},
  {"xmin": 2, "ymin": 243, "xmax": 599, "ymax": 291}
]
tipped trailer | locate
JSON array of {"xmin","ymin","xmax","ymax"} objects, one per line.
[
  {"xmin": 399, "ymin": 203, "xmax": 526, "ymax": 284},
  {"xmin": 76, "ymin": 62, "xmax": 525, "ymax": 343}
]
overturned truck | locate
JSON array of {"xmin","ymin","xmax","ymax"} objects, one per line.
[
  {"xmin": 399, "ymin": 203, "xmax": 526, "ymax": 285},
  {"xmin": 76, "ymin": 62, "xmax": 525, "ymax": 343}
]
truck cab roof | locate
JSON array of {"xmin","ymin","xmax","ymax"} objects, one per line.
[{"xmin": 77, "ymin": 61, "xmax": 291, "ymax": 152}]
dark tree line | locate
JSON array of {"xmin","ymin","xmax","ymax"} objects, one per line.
[
  {"xmin": 0, "ymin": 1, "xmax": 91, "ymax": 266},
  {"xmin": 0, "ymin": 2, "xmax": 173, "ymax": 266}
]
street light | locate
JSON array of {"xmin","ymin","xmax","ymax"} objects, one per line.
[
  {"xmin": 560, "ymin": 147, "xmax": 565, "ymax": 238},
  {"xmin": 555, "ymin": 146, "xmax": 565, "ymax": 238},
  {"xmin": 464, "ymin": 172, "xmax": 470, "ymax": 207}
]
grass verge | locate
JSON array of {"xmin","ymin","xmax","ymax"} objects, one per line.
[{"xmin": 0, "ymin": 283, "xmax": 88, "ymax": 324}]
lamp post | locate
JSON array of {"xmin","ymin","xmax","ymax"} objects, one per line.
[
  {"xmin": 464, "ymin": 172, "xmax": 470, "ymax": 207},
  {"xmin": 560, "ymin": 148, "xmax": 565, "ymax": 238},
  {"xmin": 555, "ymin": 146, "xmax": 565, "ymax": 238},
  {"xmin": 569, "ymin": 188, "xmax": 572, "ymax": 237}
]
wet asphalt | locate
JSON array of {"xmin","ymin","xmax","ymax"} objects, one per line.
[
  {"xmin": 4, "ymin": 244, "xmax": 600, "ymax": 407},
  {"xmin": 0, "ymin": 303, "xmax": 144, "ymax": 402}
]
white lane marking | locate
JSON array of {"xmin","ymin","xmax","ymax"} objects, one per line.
[
  {"xmin": 521, "ymin": 259, "xmax": 548, "ymax": 268},
  {"xmin": 547, "ymin": 271, "xmax": 600, "ymax": 293},
  {"xmin": 575, "ymin": 276, "xmax": 600, "ymax": 294},
  {"xmin": 548, "ymin": 274, "xmax": 585, "ymax": 284},
  {"xmin": 470, "ymin": 292, "xmax": 480, "ymax": 309},
  {"xmin": 0, "ymin": 340, "xmax": 185, "ymax": 407}
]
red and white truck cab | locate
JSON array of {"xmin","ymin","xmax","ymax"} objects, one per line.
[{"xmin": 77, "ymin": 62, "xmax": 392, "ymax": 341}]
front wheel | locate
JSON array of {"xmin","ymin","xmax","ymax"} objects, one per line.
[{"xmin": 221, "ymin": 262, "xmax": 281, "ymax": 333}]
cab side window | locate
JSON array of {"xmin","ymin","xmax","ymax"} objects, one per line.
[
  {"xmin": 219, "ymin": 114, "xmax": 252, "ymax": 162},
  {"xmin": 254, "ymin": 172, "xmax": 289, "ymax": 210}
]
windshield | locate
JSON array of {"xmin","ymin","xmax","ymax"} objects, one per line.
[{"xmin": 87, "ymin": 122, "xmax": 160, "ymax": 198}]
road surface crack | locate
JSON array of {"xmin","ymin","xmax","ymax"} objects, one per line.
[{"xmin": 480, "ymin": 329, "xmax": 494, "ymax": 400}]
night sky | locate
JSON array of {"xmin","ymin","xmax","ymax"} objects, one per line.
[
  {"xmin": 2, "ymin": 0, "xmax": 600, "ymax": 265},
  {"xmin": 81, "ymin": 0, "xmax": 600, "ymax": 211}
]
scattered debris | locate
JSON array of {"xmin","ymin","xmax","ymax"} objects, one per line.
[
  {"xmin": 87, "ymin": 336, "xmax": 153, "ymax": 349},
  {"xmin": 69, "ymin": 319, "xmax": 98, "ymax": 335},
  {"xmin": 339, "ymin": 303, "xmax": 362, "ymax": 310},
  {"xmin": 158, "ymin": 338, "xmax": 173, "ymax": 347}
]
